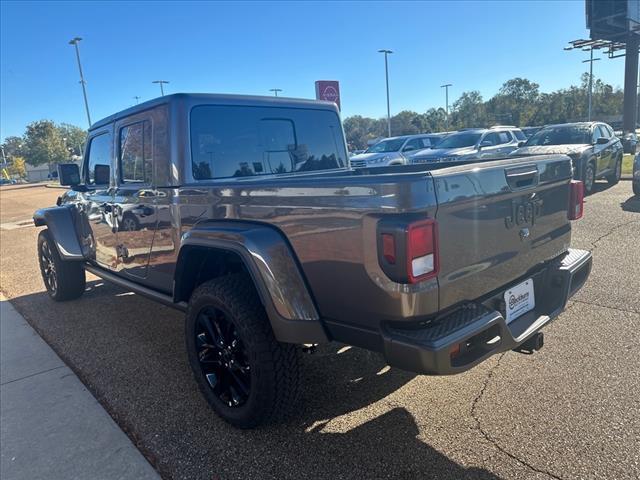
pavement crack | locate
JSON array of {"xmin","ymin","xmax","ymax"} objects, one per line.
[
  {"xmin": 570, "ymin": 299, "xmax": 639, "ymax": 315},
  {"xmin": 588, "ymin": 220, "xmax": 640, "ymax": 252},
  {"xmin": 471, "ymin": 353, "xmax": 565, "ymax": 480},
  {"xmin": 0, "ymin": 365, "xmax": 66, "ymax": 386}
]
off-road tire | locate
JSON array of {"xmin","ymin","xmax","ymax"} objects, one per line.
[
  {"xmin": 185, "ymin": 274, "xmax": 301, "ymax": 428},
  {"xmin": 37, "ymin": 229, "xmax": 86, "ymax": 301},
  {"xmin": 583, "ymin": 159, "xmax": 596, "ymax": 195},
  {"xmin": 606, "ymin": 155, "xmax": 622, "ymax": 185}
]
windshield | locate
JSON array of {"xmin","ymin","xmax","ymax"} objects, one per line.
[
  {"xmin": 365, "ymin": 138, "xmax": 406, "ymax": 153},
  {"xmin": 525, "ymin": 126, "xmax": 591, "ymax": 146},
  {"xmin": 436, "ymin": 132, "xmax": 482, "ymax": 149}
]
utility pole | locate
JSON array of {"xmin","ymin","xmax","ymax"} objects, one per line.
[
  {"xmin": 440, "ymin": 83, "xmax": 452, "ymax": 130},
  {"xmin": 378, "ymin": 49, "xmax": 393, "ymax": 137},
  {"xmin": 152, "ymin": 80, "xmax": 169, "ymax": 96},
  {"xmin": 269, "ymin": 88, "xmax": 282, "ymax": 97},
  {"xmin": 69, "ymin": 37, "xmax": 92, "ymax": 127},
  {"xmin": 582, "ymin": 48, "xmax": 600, "ymax": 121},
  {"xmin": 133, "ymin": 96, "xmax": 141, "ymax": 104}
]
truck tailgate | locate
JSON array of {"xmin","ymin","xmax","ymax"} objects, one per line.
[{"xmin": 432, "ymin": 155, "xmax": 573, "ymax": 311}]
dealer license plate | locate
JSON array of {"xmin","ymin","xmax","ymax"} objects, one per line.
[{"xmin": 504, "ymin": 279, "xmax": 535, "ymax": 324}]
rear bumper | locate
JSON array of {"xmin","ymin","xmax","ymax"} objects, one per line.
[{"xmin": 381, "ymin": 248, "xmax": 592, "ymax": 375}]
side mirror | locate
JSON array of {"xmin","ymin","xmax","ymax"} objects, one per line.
[
  {"xmin": 596, "ymin": 137, "xmax": 609, "ymax": 145},
  {"xmin": 518, "ymin": 141, "xmax": 526, "ymax": 147},
  {"xmin": 94, "ymin": 164, "xmax": 110, "ymax": 185},
  {"xmin": 479, "ymin": 140, "xmax": 492, "ymax": 149},
  {"xmin": 57, "ymin": 163, "xmax": 81, "ymax": 186},
  {"xmin": 403, "ymin": 145, "xmax": 416, "ymax": 152}
]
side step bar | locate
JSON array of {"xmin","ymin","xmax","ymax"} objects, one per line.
[{"xmin": 84, "ymin": 264, "xmax": 187, "ymax": 312}]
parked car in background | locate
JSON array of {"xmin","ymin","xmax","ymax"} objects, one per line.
[
  {"xmin": 349, "ymin": 149, "xmax": 365, "ymax": 157},
  {"xmin": 409, "ymin": 126, "xmax": 525, "ymax": 164},
  {"xmin": 633, "ymin": 153, "xmax": 640, "ymax": 196},
  {"xmin": 510, "ymin": 122, "xmax": 623, "ymax": 195},
  {"xmin": 621, "ymin": 131, "xmax": 638, "ymax": 154},
  {"xmin": 350, "ymin": 134, "xmax": 448, "ymax": 168},
  {"xmin": 522, "ymin": 126, "xmax": 543, "ymax": 138}
]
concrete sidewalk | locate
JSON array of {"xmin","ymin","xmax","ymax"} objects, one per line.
[{"xmin": 0, "ymin": 298, "xmax": 160, "ymax": 480}]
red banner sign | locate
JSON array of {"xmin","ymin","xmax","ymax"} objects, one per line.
[{"xmin": 315, "ymin": 80, "xmax": 341, "ymax": 110}]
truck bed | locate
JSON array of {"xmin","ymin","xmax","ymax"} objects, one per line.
[{"xmin": 174, "ymin": 154, "xmax": 574, "ymax": 336}]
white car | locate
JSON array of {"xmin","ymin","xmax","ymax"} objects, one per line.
[{"xmin": 350, "ymin": 134, "xmax": 447, "ymax": 168}]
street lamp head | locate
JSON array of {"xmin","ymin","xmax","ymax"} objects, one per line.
[
  {"xmin": 69, "ymin": 37, "xmax": 82, "ymax": 45},
  {"xmin": 378, "ymin": 49, "xmax": 393, "ymax": 54}
]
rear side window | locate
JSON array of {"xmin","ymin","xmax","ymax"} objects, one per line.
[
  {"xmin": 513, "ymin": 129, "xmax": 527, "ymax": 141},
  {"xmin": 119, "ymin": 121, "xmax": 152, "ymax": 184},
  {"xmin": 498, "ymin": 131, "xmax": 512, "ymax": 144},
  {"xmin": 190, "ymin": 105, "xmax": 346, "ymax": 179},
  {"xmin": 85, "ymin": 133, "xmax": 112, "ymax": 185},
  {"xmin": 482, "ymin": 132, "xmax": 499, "ymax": 146}
]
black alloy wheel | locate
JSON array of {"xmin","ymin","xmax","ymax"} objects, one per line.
[
  {"xmin": 194, "ymin": 306, "xmax": 252, "ymax": 408},
  {"xmin": 39, "ymin": 237, "xmax": 58, "ymax": 295}
]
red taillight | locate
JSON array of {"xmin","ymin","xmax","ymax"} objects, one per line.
[
  {"xmin": 407, "ymin": 219, "xmax": 439, "ymax": 283},
  {"xmin": 568, "ymin": 180, "xmax": 584, "ymax": 220},
  {"xmin": 382, "ymin": 233, "xmax": 396, "ymax": 264}
]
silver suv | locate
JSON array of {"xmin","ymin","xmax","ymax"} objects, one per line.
[
  {"xmin": 350, "ymin": 133, "xmax": 447, "ymax": 168},
  {"xmin": 410, "ymin": 126, "xmax": 526, "ymax": 163}
]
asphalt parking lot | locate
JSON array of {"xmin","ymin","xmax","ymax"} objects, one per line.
[{"xmin": 0, "ymin": 181, "xmax": 638, "ymax": 480}]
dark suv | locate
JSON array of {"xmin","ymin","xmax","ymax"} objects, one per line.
[
  {"xmin": 511, "ymin": 122, "xmax": 623, "ymax": 195},
  {"xmin": 35, "ymin": 94, "xmax": 591, "ymax": 428}
]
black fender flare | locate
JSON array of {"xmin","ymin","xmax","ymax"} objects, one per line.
[
  {"xmin": 175, "ymin": 221, "xmax": 329, "ymax": 344},
  {"xmin": 33, "ymin": 205, "xmax": 90, "ymax": 261}
]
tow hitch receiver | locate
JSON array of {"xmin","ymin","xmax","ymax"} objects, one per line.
[{"xmin": 513, "ymin": 332, "xmax": 544, "ymax": 354}]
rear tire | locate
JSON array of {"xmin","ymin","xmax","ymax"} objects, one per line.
[
  {"xmin": 185, "ymin": 274, "xmax": 301, "ymax": 428},
  {"xmin": 37, "ymin": 229, "xmax": 86, "ymax": 301},
  {"xmin": 606, "ymin": 156, "xmax": 622, "ymax": 185},
  {"xmin": 583, "ymin": 160, "xmax": 596, "ymax": 195}
]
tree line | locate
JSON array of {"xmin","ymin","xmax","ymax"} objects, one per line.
[
  {"xmin": 344, "ymin": 75, "xmax": 624, "ymax": 150},
  {"xmin": 1, "ymin": 120, "xmax": 87, "ymax": 178}
]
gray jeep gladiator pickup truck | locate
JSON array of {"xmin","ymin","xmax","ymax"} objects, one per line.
[{"xmin": 34, "ymin": 94, "xmax": 592, "ymax": 428}]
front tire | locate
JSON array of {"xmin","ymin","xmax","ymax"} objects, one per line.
[
  {"xmin": 583, "ymin": 160, "xmax": 596, "ymax": 195},
  {"xmin": 37, "ymin": 229, "xmax": 86, "ymax": 301},
  {"xmin": 606, "ymin": 156, "xmax": 622, "ymax": 185},
  {"xmin": 185, "ymin": 274, "xmax": 301, "ymax": 428}
]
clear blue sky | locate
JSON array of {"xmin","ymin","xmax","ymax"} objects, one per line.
[{"xmin": 0, "ymin": 0, "xmax": 625, "ymax": 140}]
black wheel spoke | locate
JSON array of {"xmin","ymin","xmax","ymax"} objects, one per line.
[{"xmin": 194, "ymin": 305, "xmax": 251, "ymax": 408}]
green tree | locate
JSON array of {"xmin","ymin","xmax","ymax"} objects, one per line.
[
  {"xmin": 58, "ymin": 123, "xmax": 87, "ymax": 157},
  {"xmin": 1, "ymin": 136, "xmax": 24, "ymax": 162},
  {"xmin": 22, "ymin": 120, "xmax": 69, "ymax": 167},
  {"xmin": 450, "ymin": 91, "xmax": 486, "ymax": 129}
]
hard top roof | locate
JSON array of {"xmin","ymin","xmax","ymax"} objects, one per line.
[{"xmin": 90, "ymin": 93, "xmax": 339, "ymax": 130}]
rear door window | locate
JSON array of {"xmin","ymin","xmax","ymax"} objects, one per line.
[
  {"xmin": 513, "ymin": 129, "xmax": 527, "ymax": 141},
  {"xmin": 482, "ymin": 132, "xmax": 499, "ymax": 146},
  {"xmin": 190, "ymin": 105, "xmax": 346, "ymax": 180},
  {"xmin": 403, "ymin": 138, "xmax": 423, "ymax": 152},
  {"xmin": 497, "ymin": 131, "xmax": 512, "ymax": 144},
  {"xmin": 119, "ymin": 121, "xmax": 153, "ymax": 184}
]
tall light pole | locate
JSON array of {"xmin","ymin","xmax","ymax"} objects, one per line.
[
  {"xmin": 440, "ymin": 83, "xmax": 452, "ymax": 130},
  {"xmin": 133, "ymin": 96, "xmax": 141, "ymax": 104},
  {"xmin": 378, "ymin": 49, "xmax": 393, "ymax": 137},
  {"xmin": 152, "ymin": 80, "xmax": 169, "ymax": 96},
  {"xmin": 269, "ymin": 88, "xmax": 282, "ymax": 97},
  {"xmin": 69, "ymin": 37, "xmax": 92, "ymax": 127},
  {"xmin": 582, "ymin": 48, "xmax": 600, "ymax": 121}
]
